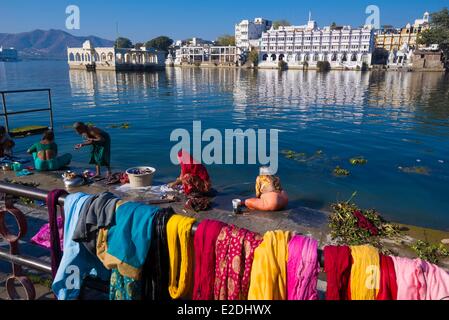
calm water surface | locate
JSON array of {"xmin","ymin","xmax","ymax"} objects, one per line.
[{"xmin": 1, "ymin": 60, "xmax": 448, "ymax": 230}]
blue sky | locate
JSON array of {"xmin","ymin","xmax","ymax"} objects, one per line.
[{"xmin": 0, "ymin": 0, "xmax": 447, "ymax": 41}]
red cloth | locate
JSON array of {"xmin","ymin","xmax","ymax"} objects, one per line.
[
  {"xmin": 214, "ymin": 225, "xmax": 263, "ymax": 300},
  {"xmin": 192, "ymin": 219, "xmax": 227, "ymax": 300},
  {"xmin": 178, "ymin": 150, "xmax": 210, "ymax": 194},
  {"xmin": 324, "ymin": 246, "xmax": 352, "ymax": 300},
  {"xmin": 353, "ymin": 210, "xmax": 379, "ymax": 236},
  {"xmin": 377, "ymin": 255, "xmax": 398, "ymax": 300}
]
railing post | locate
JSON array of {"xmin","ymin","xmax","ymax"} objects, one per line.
[
  {"xmin": 1, "ymin": 92, "xmax": 9, "ymax": 132},
  {"xmin": 0, "ymin": 197, "xmax": 36, "ymax": 300}
]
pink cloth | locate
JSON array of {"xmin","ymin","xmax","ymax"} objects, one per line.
[
  {"xmin": 287, "ymin": 235, "xmax": 320, "ymax": 300},
  {"xmin": 391, "ymin": 256, "xmax": 449, "ymax": 300},
  {"xmin": 31, "ymin": 216, "xmax": 64, "ymax": 251}
]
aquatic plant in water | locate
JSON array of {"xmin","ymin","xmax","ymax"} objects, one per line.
[
  {"xmin": 329, "ymin": 201, "xmax": 401, "ymax": 250},
  {"xmin": 410, "ymin": 240, "xmax": 449, "ymax": 264},
  {"xmin": 399, "ymin": 166, "xmax": 431, "ymax": 175},
  {"xmin": 349, "ymin": 157, "xmax": 368, "ymax": 166},
  {"xmin": 281, "ymin": 149, "xmax": 324, "ymax": 162},
  {"xmin": 333, "ymin": 166, "xmax": 350, "ymax": 176},
  {"xmin": 110, "ymin": 123, "xmax": 131, "ymax": 129}
]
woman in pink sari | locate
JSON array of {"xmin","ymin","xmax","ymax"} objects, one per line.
[{"xmin": 170, "ymin": 150, "xmax": 212, "ymax": 195}]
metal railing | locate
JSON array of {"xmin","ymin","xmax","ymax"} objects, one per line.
[
  {"xmin": 0, "ymin": 89, "xmax": 54, "ymax": 134},
  {"xmin": 0, "ymin": 181, "xmax": 325, "ymax": 300}
]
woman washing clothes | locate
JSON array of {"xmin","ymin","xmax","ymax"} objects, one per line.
[
  {"xmin": 169, "ymin": 150, "xmax": 212, "ymax": 211},
  {"xmin": 73, "ymin": 122, "xmax": 111, "ymax": 179},
  {"xmin": 245, "ymin": 167, "xmax": 289, "ymax": 212},
  {"xmin": 27, "ymin": 130, "xmax": 72, "ymax": 171},
  {"xmin": 0, "ymin": 126, "xmax": 15, "ymax": 157},
  {"xmin": 170, "ymin": 150, "xmax": 212, "ymax": 195}
]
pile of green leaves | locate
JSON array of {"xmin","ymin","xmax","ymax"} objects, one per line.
[
  {"xmin": 329, "ymin": 201, "xmax": 401, "ymax": 250},
  {"xmin": 411, "ymin": 240, "xmax": 449, "ymax": 264},
  {"xmin": 333, "ymin": 166, "xmax": 350, "ymax": 176}
]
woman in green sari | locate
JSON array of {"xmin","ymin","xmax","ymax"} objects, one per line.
[
  {"xmin": 27, "ymin": 130, "xmax": 72, "ymax": 171},
  {"xmin": 73, "ymin": 122, "xmax": 111, "ymax": 178}
]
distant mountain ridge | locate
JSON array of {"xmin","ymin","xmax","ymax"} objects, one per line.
[{"xmin": 0, "ymin": 29, "xmax": 114, "ymax": 60}]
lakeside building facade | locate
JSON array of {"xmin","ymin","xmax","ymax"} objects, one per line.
[
  {"xmin": 67, "ymin": 40, "xmax": 166, "ymax": 71},
  {"xmin": 174, "ymin": 45, "xmax": 240, "ymax": 66},
  {"xmin": 235, "ymin": 18, "xmax": 272, "ymax": 51},
  {"xmin": 0, "ymin": 47, "xmax": 18, "ymax": 61},
  {"xmin": 258, "ymin": 19, "xmax": 375, "ymax": 70},
  {"xmin": 375, "ymin": 12, "xmax": 430, "ymax": 52}
]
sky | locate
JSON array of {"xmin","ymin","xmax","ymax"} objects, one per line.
[{"xmin": 0, "ymin": 0, "xmax": 447, "ymax": 42}]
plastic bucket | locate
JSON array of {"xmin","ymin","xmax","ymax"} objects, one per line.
[{"xmin": 126, "ymin": 167, "xmax": 156, "ymax": 188}]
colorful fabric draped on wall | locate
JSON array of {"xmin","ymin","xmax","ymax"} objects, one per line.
[
  {"xmin": 287, "ymin": 235, "xmax": 320, "ymax": 300},
  {"xmin": 349, "ymin": 245, "xmax": 380, "ymax": 300},
  {"xmin": 248, "ymin": 230, "xmax": 292, "ymax": 300},
  {"xmin": 102, "ymin": 202, "xmax": 159, "ymax": 280},
  {"xmin": 141, "ymin": 208, "xmax": 174, "ymax": 301},
  {"xmin": 391, "ymin": 256, "xmax": 449, "ymax": 300},
  {"xmin": 193, "ymin": 219, "xmax": 227, "ymax": 300},
  {"xmin": 324, "ymin": 246, "xmax": 352, "ymax": 300},
  {"xmin": 53, "ymin": 193, "xmax": 110, "ymax": 300},
  {"xmin": 214, "ymin": 225, "xmax": 263, "ymax": 300},
  {"xmin": 167, "ymin": 214, "xmax": 196, "ymax": 300},
  {"xmin": 377, "ymin": 255, "xmax": 398, "ymax": 300}
]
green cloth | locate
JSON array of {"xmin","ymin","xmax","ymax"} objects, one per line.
[
  {"xmin": 90, "ymin": 131, "xmax": 111, "ymax": 167},
  {"xmin": 33, "ymin": 153, "xmax": 72, "ymax": 171},
  {"xmin": 28, "ymin": 142, "xmax": 58, "ymax": 155}
]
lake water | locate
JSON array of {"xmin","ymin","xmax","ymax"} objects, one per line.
[{"xmin": 1, "ymin": 60, "xmax": 448, "ymax": 230}]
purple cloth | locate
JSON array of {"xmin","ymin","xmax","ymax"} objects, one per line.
[
  {"xmin": 31, "ymin": 189, "xmax": 68, "ymax": 278},
  {"xmin": 31, "ymin": 216, "xmax": 64, "ymax": 251},
  {"xmin": 287, "ymin": 235, "xmax": 320, "ymax": 300}
]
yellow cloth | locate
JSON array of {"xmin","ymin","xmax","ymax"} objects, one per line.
[
  {"xmin": 255, "ymin": 175, "xmax": 282, "ymax": 198},
  {"xmin": 167, "ymin": 214, "xmax": 196, "ymax": 300},
  {"xmin": 248, "ymin": 230, "xmax": 291, "ymax": 300},
  {"xmin": 349, "ymin": 245, "xmax": 381, "ymax": 300}
]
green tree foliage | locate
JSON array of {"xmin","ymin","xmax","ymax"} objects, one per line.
[
  {"xmin": 215, "ymin": 35, "xmax": 236, "ymax": 46},
  {"xmin": 114, "ymin": 37, "xmax": 133, "ymax": 49},
  {"xmin": 145, "ymin": 36, "xmax": 174, "ymax": 51},
  {"xmin": 249, "ymin": 48, "xmax": 259, "ymax": 66},
  {"xmin": 273, "ymin": 20, "xmax": 292, "ymax": 29},
  {"xmin": 417, "ymin": 8, "xmax": 449, "ymax": 62},
  {"xmin": 134, "ymin": 42, "xmax": 144, "ymax": 49}
]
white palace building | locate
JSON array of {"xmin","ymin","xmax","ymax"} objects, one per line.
[
  {"xmin": 258, "ymin": 18, "xmax": 375, "ymax": 70},
  {"xmin": 67, "ymin": 40, "xmax": 166, "ymax": 71}
]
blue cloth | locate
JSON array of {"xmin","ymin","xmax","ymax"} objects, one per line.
[
  {"xmin": 52, "ymin": 193, "xmax": 110, "ymax": 300},
  {"xmin": 107, "ymin": 202, "xmax": 159, "ymax": 272}
]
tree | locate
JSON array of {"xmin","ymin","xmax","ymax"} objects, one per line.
[
  {"xmin": 417, "ymin": 8, "xmax": 449, "ymax": 63},
  {"xmin": 330, "ymin": 22, "xmax": 338, "ymax": 30},
  {"xmin": 115, "ymin": 37, "xmax": 133, "ymax": 49},
  {"xmin": 249, "ymin": 48, "xmax": 259, "ymax": 66},
  {"xmin": 145, "ymin": 36, "xmax": 174, "ymax": 52},
  {"xmin": 273, "ymin": 20, "xmax": 291, "ymax": 29},
  {"xmin": 215, "ymin": 35, "xmax": 236, "ymax": 46},
  {"xmin": 134, "ymin": 42, "xmax": 144, "ymax": 49}
]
